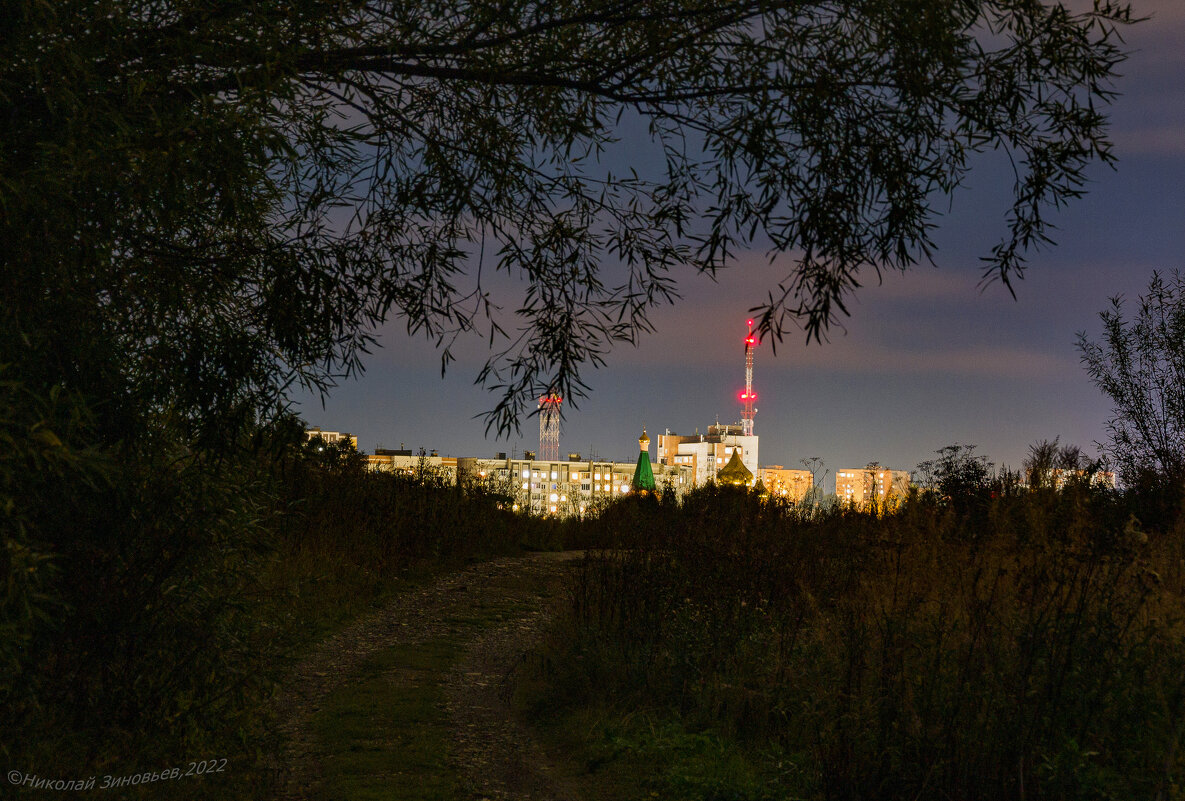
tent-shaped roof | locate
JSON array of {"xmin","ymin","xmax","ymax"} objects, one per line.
[
  {"xmin": 632, "ymin": 428, "xmax": 656, "ymax": 492},
  {"xmin": 717, "ymin": 449, "xmax": 754, "ymax": 486}
]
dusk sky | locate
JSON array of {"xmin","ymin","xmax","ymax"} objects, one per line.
[{"xmin": 296, "ymin": 3, "xmax": 1185, "ymax": 492}]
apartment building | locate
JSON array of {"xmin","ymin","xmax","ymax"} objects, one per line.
[{"xmin": 835, "ymin": 464, "xmax": 911, "ymax": 507}]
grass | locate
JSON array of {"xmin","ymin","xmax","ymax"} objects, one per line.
[
  {"xmin": 518, "ymin": 700, "xmax": 809, "ymax": 801},
  {"xmin": 310, "ymin": 639, "xmax": 463, "ymax": 801},
  {"xmin": 304, "ymin": 566, "xmax": 555, "ymax": 800},
  {"xmin": 525, "ymin": 484, "xmax": 1185, "ymax": 801}
]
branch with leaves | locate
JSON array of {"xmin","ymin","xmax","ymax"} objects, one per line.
[{"xmin": 1, "ymin": 0, "xmax": 1135, "ymax": 442}]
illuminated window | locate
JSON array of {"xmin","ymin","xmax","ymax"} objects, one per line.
[
  {"xmin": 594, "ymin": 473, "xmax": 601, "ymax": 480},
  {"xmin": 522, "ymin": 469, "xmax": 530, "ymax": 478},
  {"xmin": 551, "ymin": 471, "xmax": 558, "ymax": 480},
  {"xmin": 521, "ymin": 482, "xmax": 528, "ymax": 490},
  {"xmin": 550, "ymin": 493, "xmax": 559, "ymax": 502}
]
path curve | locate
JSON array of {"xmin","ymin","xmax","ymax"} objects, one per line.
[{"xmin": 274, "ymin": 551, "xmax": 582, "ymax": 800}]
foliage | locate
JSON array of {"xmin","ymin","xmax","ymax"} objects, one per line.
[
  {"xmin": 0, "ymin": 0, "xmax": 1135, "ymax": 437},
  {"xmin": 535, "ymin": 478, "xmax": 1185, "ymax": 801},
  {"xmin": 303, "ymin": 432, "xmax": 367, "ymax": 472},
  {"xmin": 1, "ymin": 438, "xmax": 283, "ymax": 791},
  {"xmin": 0, "ymin": 0, "xmax": 1142, "ymax": 787},
  {"xmin": 913, "ymin": 443, "xmax": 1017, "ymax": 528},
  {"xmin": 1024, "ymin": 437, "xmax": 1090, "ymax": 487},
  {"xmin": 1079, "ymin": 270, "xmax": 1185, "ymax": 488},
  {"xmin": 0, "ymin": 371, "xmax": 108, "ymax": 726}
]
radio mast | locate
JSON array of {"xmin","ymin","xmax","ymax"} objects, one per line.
[{"xmin": 740, "ymin": 319, "xmax": 758, "ymax": 436}]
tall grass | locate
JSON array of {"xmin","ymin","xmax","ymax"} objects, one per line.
[
  {"xmin": 264, "ymin": 455, "xmax": 569, "ymax": 637},
  {"xmin": 539, "ymin": 483, "xmax": 1185, "ymax": 800},
  {"xmin": 2, "ymin": 431, "xmax": 567, "ymax": 798}
]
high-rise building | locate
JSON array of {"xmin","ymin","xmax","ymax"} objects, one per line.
[
  {"xmin": 305, "ymin": 426, "xmax": 358, "ymax": 449},
  {"xmin": 367, "ymin": 442, "xmax": 693, "ymax": 516},
  {"xmin": 657, "ymin": 423, "xmax": 759, "ymax": 485},
  {"xmin": 759, "ymin": 466, "xmax": 814, "ymax": 503},
  {"xmin": 835, "ymin": 464, "xmax": 911, "ymax": 507}
]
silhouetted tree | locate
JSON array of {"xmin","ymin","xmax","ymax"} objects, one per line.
[
  {"xmin": 1, "ymin": 0, "xmax": 1136, "ymax": 443},
  {"xmin": 304, "ymin": 434, "xmax": 367, "ymax": 473},
  {"xmin": 1078, "ymin": 270, "xmax": 1185, "ymax": 487},
  {"xmin": 917, "ymin": 444, "xmax": 995, "ymax": 514},
  {"xmin": 1023, "ymin": 436, "xmax": 1093, "ymax": 489},
  {"xmin": 0, "ymin": 0, "xmax": 1140, "ymax": 768}
]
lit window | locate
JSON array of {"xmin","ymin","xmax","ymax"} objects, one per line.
[
  {"xmin": 522, "ymin": 482, "xmax": 528, "ymax": 490},
  {"xmin": 550, "ymin": 493, "xmax": 559, "ymax": 502},
  {"xmin": 594, "ymin": 473, "xmax": 601, "ymax": 480},
  {"xmin": 717, "ymin": 458, "xmax": 723, "ymax": 464},
  {"xmin": 522, "ymin": 469, "xmax": 529, "ymax": 478},
  {"xmin": 551, "ymin": 471, "xmax": 558, "ymax": 480},
  {"xmin": 550, "ymin": 505, "xmax": 557, "ymax": 512}
]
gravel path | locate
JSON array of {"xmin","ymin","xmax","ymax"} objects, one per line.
[{"xmin": 273, "ymin": 551, "xmax": 582, "ymax": 801}]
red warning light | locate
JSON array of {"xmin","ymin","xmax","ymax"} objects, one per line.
[{"xmin": 746, "ymin": 319, "xmax": 754, "ymax": 327}]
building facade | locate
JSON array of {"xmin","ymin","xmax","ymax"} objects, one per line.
[
  {"xmin": 367, "ymin": 448, "xmax": 693, "ymax": 516},
  {"xmin": 758, "ymin": 466, "xmax": 814, "ymax": 503},
  {"xmin": 305, "ymin": 427, "xmax": 358, "ymax": 449},
  {"xmin": 656, "ymin": 423, "xmax": 759, "ymax": 485},
  {"xmin": 835, "ymin": 465, "xmax": 911, "ymax": 507}
]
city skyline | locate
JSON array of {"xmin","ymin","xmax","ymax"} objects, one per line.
[{"xmin": 295, "ymin": 3, "xmax": 1185, "ymax": 490}]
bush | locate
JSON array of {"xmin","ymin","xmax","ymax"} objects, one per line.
[{"xmin": 540, "ymin": 482, "xmax": 1185, "ymax": 800}]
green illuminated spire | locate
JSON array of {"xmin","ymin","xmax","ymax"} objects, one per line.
[{"xmin": 632, "ymin": 428, "xmax": 656, "ymax": 493}]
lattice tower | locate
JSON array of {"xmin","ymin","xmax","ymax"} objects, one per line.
[{"xmin": 538, "ymin": 393, "xmax": 562, "ymax": 461}]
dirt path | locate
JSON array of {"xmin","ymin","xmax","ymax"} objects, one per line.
[{"xmin": 274, "ymin": 551, "xmax": 582, "ymax": 801}]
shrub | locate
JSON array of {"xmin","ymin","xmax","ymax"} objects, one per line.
[{"xmin": 542, "ymin": 482, "xmax": 1185, "ymax": 800}]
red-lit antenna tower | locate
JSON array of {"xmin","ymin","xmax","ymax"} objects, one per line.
[
  {"xmin": 538, "ymin": 392, "xmax": 562, "ymax": 461},
  {"xmin": 740, "ymin": 319, "xmax": 758, "ymax": 436}
]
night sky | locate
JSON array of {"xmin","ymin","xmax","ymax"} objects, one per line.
[{"xmin": 296, "ymin": 3, "xmax": 1185, "ymax": 492}]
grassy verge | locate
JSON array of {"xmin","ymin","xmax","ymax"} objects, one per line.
[
  {"xmin": 517, "ymin": 700, "xmax": 809, "ymax": 801},
  {"xmin": 310, "ymin": 639, "xmax": 464, "ymax": 801},
  {"xmin": 525, "ymin": 485, "xmax": 1185, "ymax": 801},
  {"xmin": 302, "ymin": 563, "xmax": 555, "ymax": 800}
]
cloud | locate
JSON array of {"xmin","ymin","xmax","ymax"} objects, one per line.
[
  {"xmin": 781, "ymin": 340, "xmax": 1077, "ymax": 380},
  {"xmin": 1112, "ymin": 125, "xmax": 1185, "ymax": 157}
]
